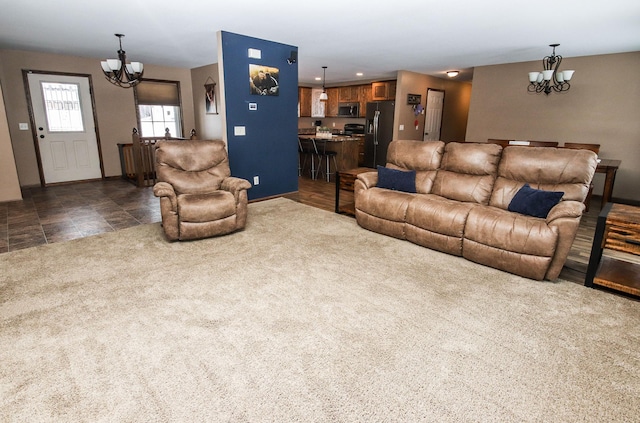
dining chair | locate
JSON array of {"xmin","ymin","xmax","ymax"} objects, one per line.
[
  {"xmin": 526, "ymin": 140, "xmax": 559, "ymax": 147},
  {"xmin": 486, "ymin": 139, "xmax": 510, "ymax": 148},
  {"xmin": 563, "ymin": 142, "xmax": 601, "ymax": 211},
  {"xmin": 563, "ymin": 142, "xmax": 600, "ymax": 154}
]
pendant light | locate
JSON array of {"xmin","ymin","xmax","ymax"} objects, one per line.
[{"xmin": 319, "ymin": 66, "xmax": 328, "ymax": 101}]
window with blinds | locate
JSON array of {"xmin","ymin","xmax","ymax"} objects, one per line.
[{"xmin": 134, "ymin": 80, "xmax": 182, "ymax": 138}]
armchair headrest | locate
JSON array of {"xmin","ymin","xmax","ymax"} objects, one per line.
[
  {"xmin": 156, "ymin": 139, "xmax": 231, "ymax": 194},
  {"xmin": 156, "ymin": 139, "xmax": 229, "ymax": 172}
]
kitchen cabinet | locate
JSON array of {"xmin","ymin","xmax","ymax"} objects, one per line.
[
  {"xmin": 359, "ymin": 85, "xmax": 372, "ymax": 117},
  {"xmin": 326, "ymin": 88, "xmax": 340, "ymax": 117},
  {"xmin": 298, "ymin": 82, "xmax": 395, "ymax": 117},
  {"xmin": 339, "ymin": 86, "xmax": 359, "ymax": 102},
  {"xmin": 298, "ymin": 87, "xmax": 312, "ymax": 117},
  {"xmin": 371, "ymin": 81, "xmax": 397, "ymax": 101}
]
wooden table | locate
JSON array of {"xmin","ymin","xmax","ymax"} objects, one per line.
[
  {"xmin": 335, "ymin": 167, "xmax": 375, "ymax": 215},
  {"xmin": 595, "ymin": 159, "xmax": 621, "ymax": 209},
  {"xmin": 585, "ymin": 202, "xmax": 640, "ymax": 297}
]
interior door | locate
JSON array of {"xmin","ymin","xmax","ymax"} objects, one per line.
[
  {"xmin": 27, "ymin": 72, "xmax": 102, "ymax": 184},
  {"xmin": 423, "ymin": 89, "xmax": 444, "ymax": 141}
]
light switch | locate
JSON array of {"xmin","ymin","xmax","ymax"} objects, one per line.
[
  {"xmin": 248, "ymin": 48, "xmax": 261, "ymax": 59},
  {"xmin": 19, "ymin": 123, "xmax": 29, "ymax": 130},
  {"xmin": 248, "ymin": 103, "xmax": 257, "ymax": 111},
  {"xmin": 399, "ymin": 124, "xmax": 405, "ymax": 131},
  {"xmin": 234, "ymin": 126, "xmax": 246, "ymax": 136}
]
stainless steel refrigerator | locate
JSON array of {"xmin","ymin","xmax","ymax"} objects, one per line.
[{"xmin": 363, "ymin": 100, "xmax": 395, "ymax": 168}]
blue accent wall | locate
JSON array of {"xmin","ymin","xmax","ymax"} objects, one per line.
[{"xmin": 220, "ymin": 31, "xmax": 299, "ymax": 201}]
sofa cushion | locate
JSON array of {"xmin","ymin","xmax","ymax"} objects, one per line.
[
  {"xmin": 377, "ymin": 166, "xmax": 416, "ymax": 193},
  {"xmin": 355, "ymin": 187, "xmax": 415, "ymax": 240},
  {"xmin": 508, "ymin": 184, "xmax": 564, "ymax": 218},
  {"xmin": 464, "ymin": 205, "xmax": 558, "ymax": 258},
  {"xmin": 431, "ymin": 142, "xmax": 502, "ymax": 205},
  {"xmin": 355, "ymin": 187, "xmax": 414, "ymax": 223},
  {"xmin": 177, "ymin": 191, "xmax": 236, "ymax": 222},
  {"xmin": 386, "ymin": 140, "xmax": 444, "ymax": 194},
  {"xmin": 405, "ymin": 194, "xmax": 477, "ymax": 256}
]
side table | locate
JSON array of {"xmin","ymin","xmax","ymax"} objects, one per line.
[
  {"xmin": 585, "ymin": 202, "xmax": 640, "ymax": 297},
  {"xmin": 335, "ymin": 167, "xmax": 374, "ymax": 216}
]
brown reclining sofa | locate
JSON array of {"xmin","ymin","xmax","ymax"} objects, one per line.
[{"xmin": 354, "ymin": 140, "xmax": 598, "ymax": 280}]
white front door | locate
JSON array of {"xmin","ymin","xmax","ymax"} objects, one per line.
[
  {"xmin": 27, "ymin": 73, "xmax": 102, "ymax": 184},
  {"xmin": 423, "ymin": 89, "xmax": 444, "ymax": 141}
]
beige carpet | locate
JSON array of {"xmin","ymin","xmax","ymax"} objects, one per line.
[{"xmin": 1, "ymin": 197, "xmax": 638, "ymax": 422}]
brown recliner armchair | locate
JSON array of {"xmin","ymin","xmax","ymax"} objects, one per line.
[{"xmin": 153, "ymin": 139, "xmax": 251, "ymax": 241}]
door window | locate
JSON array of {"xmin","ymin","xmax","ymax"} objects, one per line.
[{"xmin": 40, "ymin": 82, "xmax": 85, "ymax": 132}]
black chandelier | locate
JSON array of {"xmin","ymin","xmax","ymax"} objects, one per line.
[
  {"xmin": 528, "ymin": 44, "xmax": 574, "ymax": 95},
  {"xmin": 100, "ymin": 34, "xmax": 144, "ymax": 88}
]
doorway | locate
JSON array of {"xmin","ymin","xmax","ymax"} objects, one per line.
[
  {"xmin": 25, "ymin": 71, "xmax": 103, "ymax": 185},
  {"xmin": 423, "ymin": 89, "xmax": 444, "ymax": 142}
]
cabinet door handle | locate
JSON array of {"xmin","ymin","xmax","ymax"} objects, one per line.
[{"xmin": 624, "ymin": 239, "xmax": 640, "ymax": 246}]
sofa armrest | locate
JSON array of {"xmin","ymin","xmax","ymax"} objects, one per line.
[
  {"xmin": 221, "ymin": 177, "xmax": 252, "ymax": 202},
  {"xmin": 221, "ymin": 176, "xmax": 252, "ymax": 193},
  {"xmin": 153, "ymin": 182, "xmax": 177, "ymax": 211},
  {"xmin": 545, "ymin": 200, "xmax": 585, "ymax": 224},
  {"xmin": 356, "ymin": 171, "xmax": 378, "ymax": 189}
]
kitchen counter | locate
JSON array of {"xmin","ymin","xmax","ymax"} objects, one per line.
[{"xmin": 298, "ymin": 134, "xmax": 361, "ymax": 172}]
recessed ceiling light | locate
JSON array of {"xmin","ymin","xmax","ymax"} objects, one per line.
[
  {"xmin": 356, "ymin": 72, "xmax": 363, "ymax": 77},
  {"xmin": 315, "ymin": 77, "xmax": 322, "ymax": 81}
]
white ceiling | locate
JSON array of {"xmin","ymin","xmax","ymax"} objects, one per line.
[{"xmin": 1, "ymin": 0, "xmax": 639, "ymax": 86}]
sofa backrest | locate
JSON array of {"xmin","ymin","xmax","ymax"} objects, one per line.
[
  {"xmin": 489, "ymin": 146, "xmax": 598, "ymax": 210},
  {"xmin": 386, "ymin": 140, "xmax": 444, "ymax": 194},
  {"xmin": 156, "ymin": 139, "xmax": 231, "ymax": 195},
  {"xmin": 431, "ymin": 142, "xmax": 503, "ymax": 205}
]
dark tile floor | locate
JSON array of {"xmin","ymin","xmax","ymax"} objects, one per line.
[{"xmin": 0, "ymin": 179, "xmax": 161, "ymax": 254}]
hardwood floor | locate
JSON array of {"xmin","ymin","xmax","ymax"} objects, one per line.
[{"xmin": 2, "ymin": 175, "xmax": 603, "ymax": 285}]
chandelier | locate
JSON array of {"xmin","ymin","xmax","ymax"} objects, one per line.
[
  {"xmin": 528, "ymin": 44, "xmax": 574, "ymax": 95},
  {"xmin": 100, "ymin": 34, "xmax": 144, "ymax": 88}
]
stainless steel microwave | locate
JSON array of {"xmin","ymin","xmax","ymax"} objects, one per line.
[{"xmin": 337, "ymin": 102, "xmax": 360, "ymax": 117}]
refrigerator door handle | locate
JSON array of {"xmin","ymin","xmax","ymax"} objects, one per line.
[{"xmin": 373, "ymin": 110, "xmax": 380, "ymax": 146}]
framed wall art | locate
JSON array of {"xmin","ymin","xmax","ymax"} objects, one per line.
[
  {"xmin": 249, "ymin": 64, "xmax": 279, "ymax": 96},
  {"xmin": 205, "ymin": 77, "xmax": 218, "ymax": 114}
]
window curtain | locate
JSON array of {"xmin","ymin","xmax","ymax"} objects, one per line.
[{"xmin": 135, "ymin": 81, "xmax": 180, "ymax": 106}]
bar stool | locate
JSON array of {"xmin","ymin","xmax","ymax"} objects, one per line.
[
  {"xmin": 298, "ymin": 137, "xmax": 318, "ymax": 179},
  {"xmin": 314, "ymin": 139, "xmax": 338, "ymax": 182}
]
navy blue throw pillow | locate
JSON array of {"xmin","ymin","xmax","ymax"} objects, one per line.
[
  {"xmin": 376, "ymin": 166, "xmax": 416, "ymax": 193},
  {"xmin": 508, "ymin": 184, "xmax": 564, "ymax": 218}
]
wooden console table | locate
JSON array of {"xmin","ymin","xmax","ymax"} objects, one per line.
[
  {"xmin": 335, "ymin": 167, "xmax": 374, "ymax": 215},
  {"xmin": 585, "ymin": 202, "xmax": 640, "ymax": 297}
]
